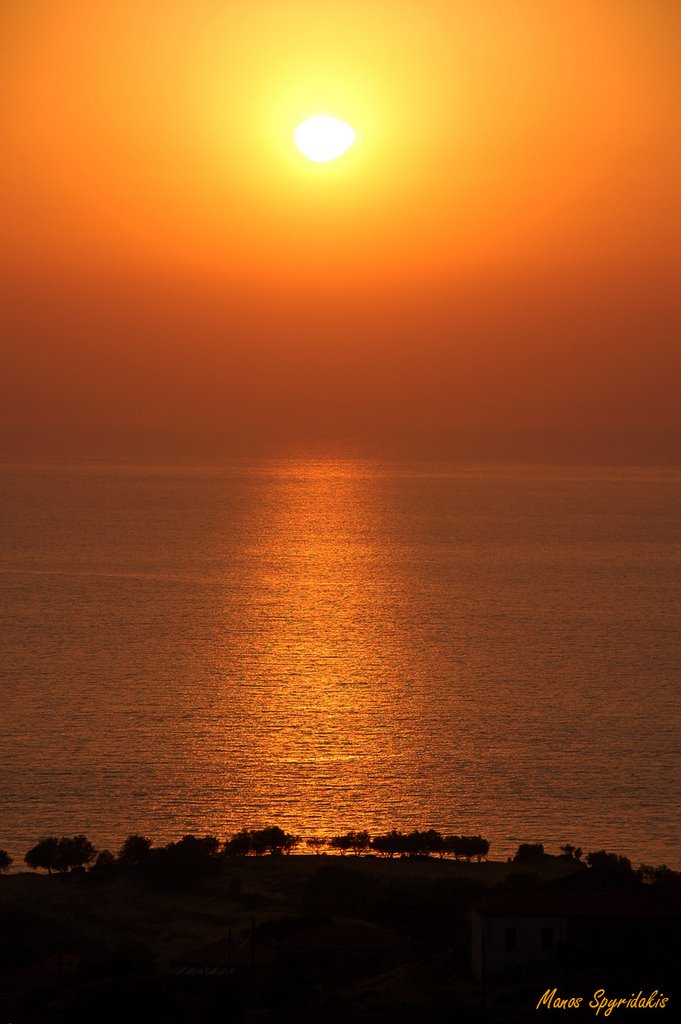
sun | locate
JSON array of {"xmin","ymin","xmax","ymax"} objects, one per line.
[{"xmin": 294, "ymin": 115, "xmax": 356, "ymax": 163}]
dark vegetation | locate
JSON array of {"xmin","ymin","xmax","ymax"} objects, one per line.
[
  {"xmin": 2, "ymin": 829, "xmax": 679, "ymax": 1022},
  {"xmin": 19, "ymin": 827, "xmax": 492, "ymax": 878},
  {"xmin": 24, "ymin": 835, "xmax": 96, "ymax": 874},
  {"xmin": 14, "ymin": 828, "xmax": 679, "ymax": 885}
]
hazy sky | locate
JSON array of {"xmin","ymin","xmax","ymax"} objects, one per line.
[{"xmin": 2, "ymin": 0, "xmax": 679, "ymax": 461}]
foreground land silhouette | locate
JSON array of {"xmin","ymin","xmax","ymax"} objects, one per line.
[
  {"xmin": 6, "ymin": 827, "xmax": 677, "ymax": 885},
  {"xmin": 15, "ymin": 827, "xmax": 492, "ymax": 875},
  {"xmin": 1, "ymin": 828, "xmax": 680, "ymax": 1022}
]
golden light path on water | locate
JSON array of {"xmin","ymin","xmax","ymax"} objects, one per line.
[
  {"xmin": 164, "ymin": 457, "xmax": 517, "ymax": 846},
  {"xmin": 185, "ymin": 461, "xmax": 429, "ymax": 833},
  {"xmin": 1, "ymin": 460, "xmax": 680, "ymax": 866}
]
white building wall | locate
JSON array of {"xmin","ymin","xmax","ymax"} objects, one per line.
[{"xmin": 471, "ymin": 911, "xmax": 567, "ymax": 978}]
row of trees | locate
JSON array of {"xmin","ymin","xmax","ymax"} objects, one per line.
[
  {"xmin": 13, "ymin": 827, "xmax": 490, "ymax": 873},
  {"xmin": 510, "ymin": 843, "xmax": 681, "ymax": 887},
  {"xmin": 512, "ymin": 843, "xmax": 632, "ymax": 873},
  {"xmin": 323, "ymin": 830, "xmax": 490, "ymax": 861},
  {"xmin": 4, "ymin": 832, "xmax": 679, "ymax": 889}
]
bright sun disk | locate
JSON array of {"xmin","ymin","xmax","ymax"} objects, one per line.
[{"xmin": 294, "ymin": 115, "xmax": 356, "ymax": 163}]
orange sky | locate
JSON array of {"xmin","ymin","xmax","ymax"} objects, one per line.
[{"xmin": 1, "ymin": 0, "xmax": 679, "ymax": 461}]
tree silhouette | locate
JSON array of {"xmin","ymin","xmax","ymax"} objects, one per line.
[
  {"xmin": 330, "ymin": 830, "xmax": 370, "ymax": 856},
  {"xmin": 469, "ymin": 835, "xmax": 490, "ymax": 862},
  {"xmin": 423, "ymin": 829, "xmax": 448, "ymax": 858},
  {"xmin": 638, "ymin": 864, "xmax": 681, "ymax": 890},
  {"xmin": 371, "ymin": 830, "xmax": 404, "ymax": 858},
  {"xmin": 224, "ymin": 827, "xmax": 298, "ymax": 857},
  {"xmin": 329, "ymin": 833, "xmax": 352, "ymax": 855},
  {"xmin": 25, "ymin": 837, "xmax": 61, "ymax": 873},
  {"xmin": 306, "ymin": 837, "xmax": 327, "ymax": 854},
  {"xmin": 445, "ymin": 835, "xmax": 489, "ymax": 861},
  {"xmin": 347, "ymin": 830, "xmax": 371, "ymax": 856},
  {"xmin": 118, "ymin": 834, "xmax": 153, "ymax": 866},
  {"xmin": 400, "ymin": 830, "xmax": 440, "ymax": 857},
  {"xmin": 24, "ymin": 835, "xmax": 96, "ymax": 873},
  {"xmin": 513, "ymin": 842, "xmax": 545, "ymax": 864},
  {"xmin": 65, "ymin": 834, "xmax": 96, "ymax": 870},
  {"xmin": 0, "ymin": 849, "xmax": 12, "ymax": 873},
  {"xmin": 586, "ymin": 850, "xmax": 635, "ymax": 878},
  {"xmin": 446, "ymin": 836, "xmax": 464, "ymax": 861},
  {"xmin": 92, "ymin": 849, "xmax": 116, "ymax": 872},
  {"xmin": 225, "ymin": 829, "xmax": 253, "ymax": 856},
  {"xmin": 141, "ymin": 833, "xmax": 222, "ymax": 885},
  {"xmin": 251, "ymin": 826, "xmax": 298, "ymax": 855},
  {"xmin": 174, "ymin": 834, "xmax": 221, "ymax": 864}
]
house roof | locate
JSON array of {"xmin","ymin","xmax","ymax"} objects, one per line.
[{"xmin": 474, "ymin": 889, "xmax": 681, "ymax": 920}]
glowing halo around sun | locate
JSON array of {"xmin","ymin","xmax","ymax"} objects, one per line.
[{"xmin": 294, "ymin": 115, "xmax": 356, "ymax": 163}]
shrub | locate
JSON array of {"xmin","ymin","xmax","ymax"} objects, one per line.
[{"xmin": 512, "ymin": 843, "xmax": 545, "ymax": 864}]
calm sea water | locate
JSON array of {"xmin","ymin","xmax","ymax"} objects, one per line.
[{"xmin": 1, "ymin": 461, "xmax": 679, "ymax": 868}]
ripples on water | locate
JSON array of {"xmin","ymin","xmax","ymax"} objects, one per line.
[{"xmin": 0, "ymin": 461, "xmax": 679, "ymax": 866}]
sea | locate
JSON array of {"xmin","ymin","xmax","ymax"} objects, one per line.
[{"xmin": 1, "ymin": 461, "xmax": 679, "ymax": 868}]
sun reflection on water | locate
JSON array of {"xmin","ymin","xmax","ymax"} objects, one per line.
[
  {"xmin": 198, "ymin": 459, "xmax": 418, "ymax": 833},
  {"xmin": 4, "ymin": 462, "xmax": 680, "ymax": 865}
]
